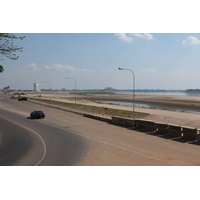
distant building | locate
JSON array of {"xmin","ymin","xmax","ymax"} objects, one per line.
[
  {"xmin": 104, "ymin": 87, "xmax": 116, "ymax": 91},
  {"xmin": 33, "ymin": 83, "xmax": 39, "ymax": 92}
]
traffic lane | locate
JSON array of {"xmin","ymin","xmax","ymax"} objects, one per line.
[
  {"xmin": 74, "ymin": 119, "xmax": 200, "ymax": 166},
  {"xmin": 14, "ymin": 102, "xmax": 200, "ymax": 165},
  {"xmin": 2, "ymin": 94, "xmax": 200, "ymax": 165},
  {"xmin": 0, "ymin": 116, "xmax": 44, "ymax": 166},
  {"xmin": 34, "ymin": 123, "xmax": 89, "ymax": 166},
  {"xmin": 0, "ymin": 96, "xmax": 91, "ymax": 166},
  {"xmin": 0, "ymin": 108, "xmax": 89, "ymax": 166},
  {"xmin": 2, "ymin": 98, "xmax": 160, "ymax": 166},
  {"xmin": 15, "ymin": 97, "xmax": 200, "ymax": 165},
  {"xmin": 0, "ymin": 94, "xmax": 46, "ymax": 117},
  {"xmin": 40, "ymin": 108, "xmax": 200, "ymax": 166}
]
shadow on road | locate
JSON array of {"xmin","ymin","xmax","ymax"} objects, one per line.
[
  {"xmin": 26, "ymin": 117, "xmax": 43, "ymax": 120},
  {"xmin": 110, "ymin": 122, "xmax": 200, "ymax": 146}
]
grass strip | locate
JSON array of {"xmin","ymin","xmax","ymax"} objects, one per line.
[{"xmin": 30, "ymin": 98, "xmax": 149, "ymax": 119}]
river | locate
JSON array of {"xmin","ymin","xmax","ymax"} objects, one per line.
[{"xmin": 97, "ymin": 100, "xmax": 200, "ymax": 114}]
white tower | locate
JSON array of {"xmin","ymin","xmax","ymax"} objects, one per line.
[{"xmin": 33, "ymin": 82, "xmax": 39, "ymax": 92}]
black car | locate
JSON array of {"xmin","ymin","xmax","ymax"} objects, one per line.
[
  {"xmin": 18, "ymin": 97, "xmax": 28, "ymax": 101},
  {"xmin": 30, "ymin": 111, "xmax": 45, "ymax": 119}
]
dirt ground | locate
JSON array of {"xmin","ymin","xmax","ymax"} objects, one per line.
[
  {"xmin": 29, "ymin": 93, "xmax": 200, "ymax": 129},
  {"xmin": 77, "ymin": 94, "xmax": 200, "ymax": 111}
]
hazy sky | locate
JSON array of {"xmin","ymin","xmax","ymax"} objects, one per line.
[{"xmin": 1, "ymin": 33, "xmax": 200, "ymax": 91}]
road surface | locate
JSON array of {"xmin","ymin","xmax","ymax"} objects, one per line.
[{"xmin": 0, "ymin": 93, "xmax": 200, "ymax": 166}]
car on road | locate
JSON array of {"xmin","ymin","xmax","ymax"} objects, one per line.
[
  {"xmin": 30, "ymin": 111, "xmax": 45, "ymax": 119},
  {"xmin": 18, "ymin": 97, "xmax": 28, "ymax": 101}
]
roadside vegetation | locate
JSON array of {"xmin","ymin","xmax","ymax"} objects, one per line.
[{"xmin": 30, "ymin": 98, "xmax": 149, "ymax": 119}]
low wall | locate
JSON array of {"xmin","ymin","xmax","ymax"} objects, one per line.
[
  {"xmin": 111, "ymin": 116, "xmax": 200, "ymax": 142},
  {"xmin": 155, "ymin": 122, "xmax": 168, "ymax": 134},
  {"xmin": 197, "ymin": 134, "xmax": 200, "ymax": 142},
  {"xmin": 167, "ymin": 124, "xmax": 182, "ymax": 137},
  {"xmin": 135, "ymin": 119, "xmax": 155, "ymax": 127},
  {"xmin": 134, "ymin": 119, "xmax": 156, "ymax": 131},
  {"xmin": 83, "ymin": 115, "xmax": 200, "ymax": 142},
  {"xmin": 182, "ymin": 126, "xmax": 198, "ymax": 140},
  {"xmin": 112, "ymin": 116, "xmax": 134, "ymax": 126},
  {"xmin": 83, "ymin": 114, "xmax": 112, "ymax": 123}
]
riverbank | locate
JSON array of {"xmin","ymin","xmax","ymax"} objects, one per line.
[
  {"xmin": 76, "ymin": 94, "xmax": 200, "ymax": 112},
  {"xmin": 28, "ymin": 93, "xmax": 200, "ymax": 128}
]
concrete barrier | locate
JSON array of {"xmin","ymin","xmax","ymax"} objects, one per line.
[
  {"xmin": 125, "ymin": 119, "xmax": 135, "ymax": 127},
  {"xmin": 134, "ymin": 119, "xmax": 156, "ymax": 131},
  {"xmin": 88, "ymin": 116, "xmax": 135, "ymax": 126},
  {"xmin": 112, "ymin": 116, "xmax": 127, "ymax": 126},
  {"xmin": 181, "ymin": 126, "xmax": 198, "ymax": 140},
  {"xmin": 85, "ymin": 114, "xmax": 200, "ymax": 143},
  {"xmin": 167, "ymin": 124, "xmax": 182, "ymax": 137},
  {"xmin": 197, "ymin": 133, "xmax": 200, "ymax": 142},
  {"xmin": 155, "ymin": 122, "xmax": 168, "ymax": 134},
  {"xmin": 118, "ymin": 118, "xmax": 127, "ymax": 126},
  {"xmin": 84, "ymin": 114, "xmax": 112, "ymax": 122},
  {"xmin": 135, "ymin": 119, "xmax": 155, "ymax": 127},
  {"xmin": 112, "ymin": 116, "xmax": 119, "ymax": 124}
]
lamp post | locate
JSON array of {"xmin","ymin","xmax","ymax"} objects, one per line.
[
  {"xmin": 42, "ymin": 81, "xmax": 52, "ymax": 101},
  {"xmin": 118, "ymin": 67, "xmax": 135, "ymax": 119},
  {"xmin": 66, "ymin": 77, "xmax": 76, "ymax": 108}
]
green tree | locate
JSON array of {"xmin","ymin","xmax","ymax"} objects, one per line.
[
  {"xmin": 0, "ymin": 33, "xmax": 25, "ymax": 61},
  {"xmin": 0, "ymin": 65, "xmax": 4, "ymax": 72}
]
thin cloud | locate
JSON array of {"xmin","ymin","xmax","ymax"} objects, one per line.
[
  {"xmin": 44, "ymin": 63, "xmax": 75, "ymax": 71},
  {"xmin": 16, "ymin": 63, "xmax": 40, "ymax": 75},
  {"xmin": 130, "ymin": 33, "xmax": 154, "ymax": 40},
  {"xmin": 141, "ymin": 68, "xmax": 161, "ymax": 74},
  {"xmin": 114, "ymin": 33, "xmax": 133, "ymax": 42},
  {"xmin": 24, "ymin": 63, "xmax": 40, "ymax": 73},
  {"xmin": 43, "ymin": 63, "xmax": 94, "ymax": 73},
  {"xmin": 25, "ymin": 63, "xmax": 39, "ymax": 70},
  {"xmin": 76, "ymin": 68, "xmax": 94, "ymax": 73},
  {"xmin": 115, "ymin": 33, "xmax": 154, "ymax": 42},
  {"xmin": 182, "ymin": 36, "xmax": 200, "ymax": 46}
]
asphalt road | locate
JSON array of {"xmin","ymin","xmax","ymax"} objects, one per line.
[
  {"xmin": 1, "ymin": 93, "xmax": 200, "ymax": 166},
  {"xmin": 0, "ymin": 95, "xmax": 89, "ymax": 166}
]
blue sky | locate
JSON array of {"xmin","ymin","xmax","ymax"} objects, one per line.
[{"xmin": 1, "ymin": 33, "xmax": 200, "ymax": 90}]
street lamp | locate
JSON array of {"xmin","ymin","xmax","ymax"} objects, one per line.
[
  {"xmin": 42, "ymin": 81, "xmax": 52, "ymax": 101},
  {"xmin": 66, "ymin": 77, "xmax": 76, "ymax": 108},
  {"xmin": 118, "ymin": 67, "xmax": 135, "ymax": 119}
]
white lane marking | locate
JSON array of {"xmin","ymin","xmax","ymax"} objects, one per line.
[{"xmin": 0, "ymin": 117, "xmax": 46, "ymax": 166}]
